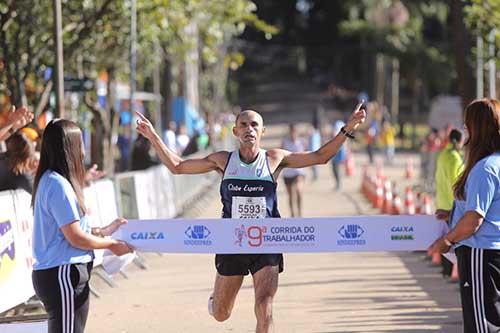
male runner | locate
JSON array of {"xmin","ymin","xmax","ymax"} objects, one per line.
[{"xmin": 135, "ymin": 104, "xmax": 365, "ymax": 333}]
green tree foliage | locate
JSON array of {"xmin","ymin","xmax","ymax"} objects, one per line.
[
  {"xmin": 464, "ymin": 0, "xmax": 500, "ymax": 48},
  {"xmin": 340, "ymin": 0, "xmax": 454, "ymax": 97}
]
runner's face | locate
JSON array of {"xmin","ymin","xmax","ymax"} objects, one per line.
[{"xmin": 234, "ymin": 112, "xmax": 264, "ymax": 145}]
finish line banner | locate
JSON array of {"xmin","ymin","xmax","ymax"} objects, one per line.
[{"xmin": 113, "ymin": 215, "xmax": 448, "ymax": 254}]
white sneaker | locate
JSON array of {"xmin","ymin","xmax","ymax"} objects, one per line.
[{"xmin": 208, "ymin": 294, "xmax": 214, "ymax": 316}]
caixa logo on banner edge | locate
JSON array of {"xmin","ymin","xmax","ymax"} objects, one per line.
[
  {"xmin": 184, "ymin": 225, "xmax": 212, "ymax": 246},
  {"xmin": 234, "ymin": 224, "xmax": 316, "ymax": 248},
  {"xmin": 337, "ymin": 224, "xmax": 366, "ymax": 246},
  {"xmin": 130, "ymin": 231, "xmax": 166, "ymax": 240}
]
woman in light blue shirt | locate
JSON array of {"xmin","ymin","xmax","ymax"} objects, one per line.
[
  {"xmin": 429, "ymin": 98, "xmax": 500, "ymax": 332},
  {"xmin": 31, "ymin": 119, "xmax": 133, "ymax": 333}
]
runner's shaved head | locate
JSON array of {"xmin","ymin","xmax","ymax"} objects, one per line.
[{"xmin": 235, "ymin": 110, "xmax": 263, "ymax": 126}]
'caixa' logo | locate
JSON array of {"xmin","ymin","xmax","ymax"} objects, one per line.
[
  {"xmin": 0, "ymin": 220, "xmax": 16, "ymax": 263},
  {"xmin": 337, "ymin": 224, "xmax": 366, "ymax": 246},
  {"xmin": 131, "ymin": 231, "xmax": 165, "ymax": 240},
  {"xmin": 184, "ymin": 225, "xmax": 212, "ymax": 246}
]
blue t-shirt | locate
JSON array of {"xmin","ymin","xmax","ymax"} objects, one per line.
[
  {"xmin": 32, "ymin": 171, "xmax": 94, "ymax": 270},
  {"xmin": 451, "ymin": 153, "xmax": 500, "ymax": 249},
  {"xmin": 331, "ymin": 121, "xmax": 346, "ymax": 163}
]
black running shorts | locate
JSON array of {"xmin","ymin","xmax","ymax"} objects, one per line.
[{"xmin": 215, "ymin": 253, "xmax": 284, "ymax": 276}]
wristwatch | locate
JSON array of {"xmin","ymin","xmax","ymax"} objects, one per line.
[
  {"xmin": 340, "ymin": 126, "xmax": 355, "ymax": 139},
  {"xmin": 443, "ymin": 237, "xmax": 455, "ymax": 247}
]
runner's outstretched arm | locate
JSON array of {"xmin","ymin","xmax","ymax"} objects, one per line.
[
  {"xmin": 273, "ymin": 103, "xmax": 366, "ymax": 169},
  {"xmin": 135, "ymin": 112, "xmax": 227, "ymax": 175}
]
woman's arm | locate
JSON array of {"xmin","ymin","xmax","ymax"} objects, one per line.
[{"xmin": 61, "ymin": 221, "xmax": 132, "ymax": 256}]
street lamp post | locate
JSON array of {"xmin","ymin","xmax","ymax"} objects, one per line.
[
  {"xmin": 53, "ymin": 0, "xmax": 65, "ymax": 117},
  {"xmin": 488, "ymin": 29, "xmax": 496, "ymax": 98},
  {"xmin": 130, "ymin": 0, "xmax": 137, "ymax": 117}
]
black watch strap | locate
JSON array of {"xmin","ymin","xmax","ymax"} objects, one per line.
[{"xmin": 340, "ymin": 126, "xmax": 355, "ymax": 139}]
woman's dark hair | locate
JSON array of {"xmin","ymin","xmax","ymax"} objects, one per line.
[
  {"xmin": 448, "ymin": 129, "xmax": 463, "ymax": 145},
  {"xmin": 31, "ymin": 119, "xmax": 87, "ymax": 213},
  {"xmin": 453, "ymin": 98, "xmax": 500, "ymax": 200},
  {"xmin": 5, "ymin": 133, "xmax": 34, "ymax": 175}
]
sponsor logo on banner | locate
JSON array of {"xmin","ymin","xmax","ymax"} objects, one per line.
[
  {"xmin": 390, "ymin": 226, "xmax": 414, "ymax": 240},
  {"xmin": 0, "ymin": 220, "xmax": 16, "ymax": 283},
  {"xmin": 0, "ymin": 220, "xmax": 15, "ymax": 261},
  {"xmin": 130, "ymin": 231, "xmax": 166, "ymax": 240},
  {"xmin": 337, "ymin": 224, "xmax": 366, "ymax": 245},
  {"xmin": 184, "ymin": 225, "xmax": 212, "ymax": 246},
  {"xmin": 234, "ymin": 224, "xmax": 316, "ymax": 248}
]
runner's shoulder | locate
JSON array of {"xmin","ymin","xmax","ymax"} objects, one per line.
[
  {"xmin": 207, "ymin": 151, "xmax": 231, "ymax": 169},
  {"xmin": 266, "ymin": 148, "xmax": 289, "ymax": 161}
]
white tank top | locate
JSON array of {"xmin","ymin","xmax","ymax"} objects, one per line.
[{"xmin": 281, "ymin": 138, "xmax": 305, "ymax": 178}]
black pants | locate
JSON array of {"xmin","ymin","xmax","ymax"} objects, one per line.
[
  {"xmin": 331, "ymin": 161, "xmax": 341, "ymax": 189},
  {"xmin": 456, "ymin": 246, "xmax": 500, "ymax": 333},
  {"xmin": 32, "ymin": 262, "xmax": 93, "ymax": 333}
]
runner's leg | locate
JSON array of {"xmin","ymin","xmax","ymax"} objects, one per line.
[
  {"xmin": 253, "ymin": 266, "xmax": 279, "ymax": 333},
  {"xmin": 295, "ymin": 176, "xmax": 304, "ymax": 217},
  {"xmin": 285, "ymin": 180, "xmax": 295, "ymax": 217},
  {"xmin": 211, "ymin": 273, "xmax": 244, "ymax": 322}
]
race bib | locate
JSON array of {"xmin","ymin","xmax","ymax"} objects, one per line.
[{"xmin": 232, "ymin": 196, "xmax": 267, "ymax": 219}]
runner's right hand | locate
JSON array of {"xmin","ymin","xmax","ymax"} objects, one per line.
[
  {"xmin": 135, "ymin": 111, "xmax": 156, "ymax": 140},
  {"xmin": 109, "ymin": 240, "xmax": 134, "ymax": 256}
]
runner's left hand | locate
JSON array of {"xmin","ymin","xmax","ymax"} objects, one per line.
[{"xmin": 345, "ymin": 102, "xmax": 367, "ymax": 132}]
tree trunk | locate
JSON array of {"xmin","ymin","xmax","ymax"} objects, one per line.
[
  {"xmin": 160, "ymin": 55, "xmax": 173, "ymax": 125},
  {"xmin": 450, "ymin": 0, "xmax": 474, "ymax": 107},
  {"xmin": 105, "ymin": 66, "xmax": 118, "ymax": 175}
]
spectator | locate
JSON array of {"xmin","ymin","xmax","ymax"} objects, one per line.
[
  {"xmin": 182, "ymin": 131, "xmax": 200, "ymax": 156},
  {"xmin": 0, "ymin": 132, "xmax": 36, "ymax": 193},
  {"xmin": 31, "ymin": 119, "xmax": 132, "ymax": 333},
  {"xmin": 176, "ymin": 124, "xmax": 190, "ymax": 154},
  {"xmin": 435, "ymin": 129, "xmax": 464, "ymax": 212},
  {"xmin": 131, "ymin": 135, "xmax": 157, "ymax": 171},
  {"xmin": 117, "ymin": 124, "xmax": 132, "ymax": 172},
  {"xmin": 281, "ymin": 124, "xmax": 306, "ymax": 217},
  {"xmin": 421, "ymin": 128, "xmax": 441, "ymax": 191},
  {"xmin": 331, "ymin": 120, "xmax": 346, "ymax": 190},
  {"xmin": 163, "ymin": 121, "xmax": 177, "ymax": 153},
  {"xmin": 308, "ymin": 124, "xmax": 321, "ymax": 181},
  {"xmin": 434, "ymin": 128, "xmax": 464, "ymax": 278},
  {"xmin": 380, "ymin": 120, "xmax": 396, "ymax": 165},
  {"xmin": 0, "ymin": 105, "xmax": 34, "ymax": 142},
  {"xmin": 364, "ymin": 102, "xmax": 380, "ymax": 164},
  {"xmin": 428, "ymin": 98, "xmax": 500, "ymax": 332}
]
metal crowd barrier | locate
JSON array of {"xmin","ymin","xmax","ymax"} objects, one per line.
[{"xmin": 0, "ymin": 141, "xmax": 231, "ymax": 329}]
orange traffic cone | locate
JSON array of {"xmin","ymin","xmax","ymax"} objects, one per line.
[
  {"xmin": 345, "ymin": 152, "xmax": 355, "ymax": 177},
  {"xmin": 376, "ymin": 163, "xmax": 384, "ymax": 179},
  {"xmin": 382, "ymin": 180, "xmax": 393, "ymax": 214},
  {"xmin": 361, "ymin": 165, "xmax": 368, "ymax": 195},
  {"xmin": 374, "ymin": 177, "xmax": 384, "ymax": 209},
  {"xmin": 405, "ymin": 158, "xmax": 414, "ymax": 179},
  {"xmin": 404, "ymin": 186, "xmax": 416, "ymax": 215},
  {"xmin": 392, "ymin": 194, "xmax": 402, "ymax": 215},
  {"xmin": 415, "ymin": 192, "xmax": 422, "ymax": 214},
  {"xmin": 422, "ymin": 194, "xmax": 433, "ymax": 215}
]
